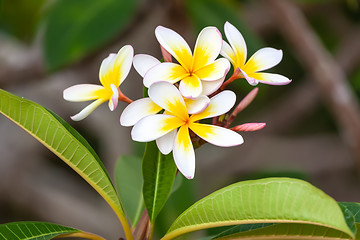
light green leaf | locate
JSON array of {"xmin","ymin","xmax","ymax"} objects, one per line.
[
  {"xmin": 162, "ymin": 178, "xmax": 353, "ymax": 240},
  {"xmin": 44, "ymin": 0, "xmax": 139, "ymax": 71},
  {"xmin": 0, "ymin": 221, "xmax": 104, "ymax": 240},
  {"xmin": 143, "ymin": 141, "xmax": 178, "ymax": 222},
  {"xmin": 115, "ymin": 155, "xmax": 144, "ymax": 228},
  {"xmin": 0, "ymin": 89, "xmax": 133, "ymax": 240}
]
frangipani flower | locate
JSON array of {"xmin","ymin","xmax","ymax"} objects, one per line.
[
  {"xmin": 142, "ymin": 26, "xmax": 230, "ymax": 99},
  {"xmin": 120, "ymin": 54, "xmax": 211, "ymax": 127},
  {"xmin": 64, "ymin": 45, "xmax": 134, "ymax": 121},
  {"xmin": 123, "ymin": 81, "xmax": 243, "ymax": 179},
  {"xmin": 221, "ymin": 21, "xmax": 291, "ymax": 87}
]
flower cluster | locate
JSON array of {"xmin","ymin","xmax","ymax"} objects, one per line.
[{"xmin": 63, "ymin": 22, "xmax": 290, "ymax": 179}]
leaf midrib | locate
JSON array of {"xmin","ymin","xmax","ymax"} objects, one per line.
[{"xmin": 150, "ymin": 151, "xmax": 162, "ymax": 221}]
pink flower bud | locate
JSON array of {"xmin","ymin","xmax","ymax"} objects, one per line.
[{"xmin": 231, "ymin": 123, "xmax": 266, "ymax": 132}]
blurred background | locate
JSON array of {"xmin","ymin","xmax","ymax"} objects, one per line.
[{"xmin": 0, "ymin": 0, "xmax": 360, "ymax": 239}]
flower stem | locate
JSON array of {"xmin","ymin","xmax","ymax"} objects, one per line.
[
  {"xmin": 133, "ymin": 210, "xmax": 150, "ymax": 240},
  {"xmin": 220, "ymin": 68, "xmax": 241, "ymax": 90},
  {"xmin": 118, "ymin": 88, "xmax": 133, "ymax": 103},
  {"xmin": 223, "ymin": 87, "xmax": 259, "ymax": 128}
]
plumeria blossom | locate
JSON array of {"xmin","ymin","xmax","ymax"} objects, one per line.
[
  {"xmin": 120, "ymin": 54, "xmax": 211, "ymax": 127},
  {"xmin": 220, "ymin": 21, "xmax": 291, "ymax": 87},
  {"xmin": 142, "ymin": 26, "xmax": 230, "ymax": 99},
  {"xmin": 123, "ymin": 82, "xmax": 243, "ymax": 179},
  {"xmin": 63, "ymin": 45, "xmax": 134, "ymax": 121}
]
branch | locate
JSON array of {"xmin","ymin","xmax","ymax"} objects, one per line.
[{"xmin": 265, "ymin": 0, "xmax": 360, "ymax": 171}]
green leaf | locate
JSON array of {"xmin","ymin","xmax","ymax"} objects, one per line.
[
  {"xmin": 0, "ymin": 0, "xmax": 45, "ymax": 42},
  {"xmin": 44, "ymin": 0, "xmax": 139, "ymax": 71},
  {"xmin": 339, "ymin": 202, "xmax": 360, "ymax": 239},
  {"xmin": 162, "ymin": 178, "xmax": 353, "ymax": 240},
  {"xmin": 213, "ymin": 223, "xmax": 353, "ymax": 240},
  {"xmin": 143, "ymin": 141, "xmax": 178, "ymax": 222},
  {"xmin": 0, "ymin": 221, "xmax": 104, "ymax": 240},
  {"xmin": 213, "ymin": 223, "xmax": 275, "ymax": 239},
  {"xmin": 0, "ymin": 89, "xmax": 132, "ymax": 240},
  {"xmin": 115, "ymin": 155, "xmax": 144, "ymax": 228}
]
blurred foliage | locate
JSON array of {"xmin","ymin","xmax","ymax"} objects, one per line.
[
  {"xmin": 115, "ymin": 155, "xmax": 144, "ymax": 227},
  {"xmin": 154, "ymin": 175, "xmax": 197, "ymax": 238},
  {"xmin": 185, "ymin": 0, "xmax": 262, "ymax": 56},
  {"xmin": 0, "ymin": 0, "xmax": 45, "ymax": 43},
  {"xmin": 43, "ymin": 0, "xmax": 140, "ymax": 71}
]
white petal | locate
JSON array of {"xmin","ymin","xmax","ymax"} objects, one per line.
[
  {"xmin": 190, "ymin": 123, "xmax": 244, "ymax": 147},
  {"xmin": 201, "ymin": 77, "xmax": 225, "ymax": 96},
  {"xmin": 108, "ymin": 84, "xmax": 119, "ymax": 111},
  {"xmin": 70, "ymin": 98, "xmax": 106, "ymax": 121},
  {"xmin": 133, "ymin": 54, "xmax": 161, "ymax": 77},
  {"xmin": 173, "ymin": 125, "xmax": 195, "ymax": 179},
  {"xmin": 131, "ymin": 114, "xmax": 184, "ymax": 142},
  {"xmin": 253, "ymin": 72, "xmax": 292, "ymax": 85},
  {"xmin": 155, "ymin": 26, "xmax": 193, "ymax": 71},
  {"xmin": 192, "ymin": 26, "xmax": 223, "ymax": 71},
  {"xmin": 179, "ymin": 75, "xmax": 203, "ymax": 99},
  {"xmin": 184, "ymin": 95, "xmax": 210, "ymax": 114},
  {"xmin": 99, "ymin": 54, "xmax": 117, "ymax": 80},
  {"xmin": 148, "ymin": 82, "xmax": 188, "ymax": 120},
  {"xmin": 120, "ymin": 98, "xmax": 162, "ymax": 127},
  {"xmin": 224, "ymin": 21, "xmax": 247, "ymax": 67},
  {"xmin": 115, "ymin": 45, "xmax": 134, "ymax": 85},
  {"xmin": 63, "ymin": 84, "xmax": 104, "ymax": 102},
  {"xmin": 143, "ymin": 62, "xmax": 188, "ymax": 88},
  {"xmin": 220, "ymin": 40, "xmax": 236, "ymax": 66},
  {"xmin": 244, "ymin": 47, "xmax": 282, "ymax": 73},
  {"xmin": 99, "ymin": 45, "xmax": 134, "ymax": 87},
  {"xmin": 195, "ymin": 58, "xmax": 230, "ymax": 81},
  {"xmin": 190, "ymin": 90, "xmax": 236, "ymax": 122},
  {"xmin": 156, "ymin": 129, "xmax": 177, "ymax": 155},
  {"xmin": 240, "ymin": 69, "xmax": 259, "ymax": 86}
]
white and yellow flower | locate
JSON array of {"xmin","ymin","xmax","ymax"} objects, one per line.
[
  {"xmin": 121, "ymin": 82, "xmax": 243, "ymax": 179},
  {"xmin": 63, "ymin": 45, "xmax": 134, "ymax": 121},
  {"xmin": 120, "ymin": 54, "xmax": 211, "ymax": 127},
  {"xmin": 142, "ymin": 26, "xmax": 230, "ymax": 99},
  {"xmin": 221, "ymin": 21, "xmax": 291, "ymax": 87}
]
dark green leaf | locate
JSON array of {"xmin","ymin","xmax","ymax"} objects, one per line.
[
  {"xmin": 213, "ymin": 223, "xmax": 353, "ymax": 240},
  {"xmin": 339, "ymin": 202, "xmax": 360, "ymax": 239},
  {"xmin": 0, "ymin": 221, "xmax": 104, "ymax": 240},
  {"xmin": 115, "ymin": 155, "xmax": 144, "ymax": 227},
  {"xmin": 143, "ymin": 141, "xmax": 177, "ymax": 222},
  {"xmin": 44, "ymin": 0, "xmax": 139, "ymax": 71},
  {"xmin": 0, "ymin": 0, "xmax": 45, "ymax": 42}
]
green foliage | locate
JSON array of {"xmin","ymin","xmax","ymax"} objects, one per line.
[
  {"xmin": 0, "ymin": 221, "xmax": 103, "ymax": 240},
  {"xmin": 0, "ymin": 0, "xmax": 45, "ymax": 42},
  {"xmin": 44, "ymin": 0, "xmax": 139, "ymax": 71},
  {"xmin": 115, "ymin": 155, "xmax": 144, "ymax": 227},
  {"xmin": 143, "ymin": 141, "xmax": 178, "ymax": 222},
  {"xmin": 185, "ymin": 0, "xmax": 262, "ymax": 56},
  {"xmin": 162, "ymin": 178, "xmax": 353, "ymax": 240},
  {"xmin": 154, "ymin": 176, "xmax": 196, "ymax": 238},
  {"xmin": 339, "ymin": 202, "xmax": 360, "ymax": 239},
  {"xmin": 213, "ymin": 223, "xmax": 353, "ymax": 239},
  {"xmin": 0, "ymin": 89, "xmax": 131, "ymax": 237}
]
